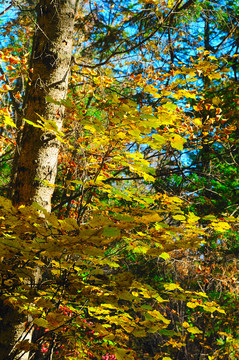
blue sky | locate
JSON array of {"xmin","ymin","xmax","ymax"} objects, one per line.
[{"xmin": 0, "ymin": 2, "xmax": 17, "ymax": 23}]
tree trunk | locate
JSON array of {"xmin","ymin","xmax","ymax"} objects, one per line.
[
  {"xmin": 11, "ymin": 0, "xmax": 77, "ymax": 212},
  {"xmin": 2, "ymin": 1, "xmax": 77, "ymax": 359}
]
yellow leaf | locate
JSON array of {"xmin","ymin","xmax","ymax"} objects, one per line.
[
  {"xmin": 152, "ymin": 134, "xmax": 167, "ymax": 145},
  {"xmin": 170, "ymin": 134, "xmax": 186, "ymax": 151},
  {"xmin": 147, "ymin": 310, "xmax": 171, "ymax": 324},
  {"xmin": 202, "ymin": 302, "xmax": 226, "ymax": 314},
  {"xmin": 187, "ymin": 212, "xmax": 200, "ymax": 224},
  {"xmin": 116, "ymin": 131, "xmax": 126, "ymax": 139},
  {"xmin": 187, "ymin": 326, "xmax": 203, "ymax": 334},
  {"xmin": 18, "ymin": 205, "xmax": 25, "ymax": 209},
  {"xmin": 105, "ymin": 68, "xmax": 112, "ymax": 75},
  {"xmin": 187, "ymin": 301, "xmax": 199, "ymax": 309},
  {"xmin": 159, "ymin": 252, "xmax": 170, "ymax": 260},
  {"xmin": 193, "ymin": 118, "xmax": 202, "ymax": 127},
  {"xmin": 209, "ymin": 73, "xmax": 221, "ymax": 80},
  {"xmin": 164, "ymin": 283, "xmax": 183, "ymax": 291},
  {"xmin": 142, "ymin": 173, "xmax": 155, "ymax": 182},
  {"xmin": 168, "ymin": 0, "xmax": 174, "ymax": 8},
  {"xmin": 172, "ymin": 214, "xmax": 186, "ymax": 221},
  {"xmin": 84, "ymin": 124, "xmax": 96, "ymax": 133},
  {"xmin": 5, "ymin": 279, "xmax": 14, "ymax": 286},
  {"xmin": 169, "ymin": 196, "xmax": 183, "ymax": 204},
  {"xmin": 217, "ymin": 308, "xmax": 226, "ymax": 314},
  {"xmin": 141, "ymin": 213, "xmax": 163, "ymax": 223},
  {"xmin": 212, "ymin": 97, "xmax": 220, "ymax": 106},
  {"xmin": 182, "ymin": 321, "xmax": 190, "ymax": 328},
  {"xmin": 195, "ymin": 291, "xmax": 208, "ymax": 298},
  {"xmin": 1, "ymin": 84, "xmax": 13, "ymax": 91},
  {"xmin": 211, "ymin": 221, "xmax": 231, "ymax": 232}
]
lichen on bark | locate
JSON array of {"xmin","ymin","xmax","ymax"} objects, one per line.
[{"xmin": 11, "ymin": 0, "xmax": 78, "ymax": 213}]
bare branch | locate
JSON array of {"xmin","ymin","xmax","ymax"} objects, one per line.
[{"xmin": 0, "ymin": 2, "xmax": 13, "ymax": 17}]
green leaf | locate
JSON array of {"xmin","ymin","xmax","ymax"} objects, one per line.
[
  {"xmin": 132, "ymin": 328, "xmax": 146, "ymax": 337},
  {"xmin": 202, "ymin": 215, "xmax": 217, "ymax": 221},
  {"xmin": 24, "ymin": 118, "xmax": 43, "ymax": 128},
  {"xmin": 115, "ymin": 348, "xmax": 132, "ymax": 360},
  {"xmin": 103, "ymin": 227, "xmax": 120, "ymax": 237},
  {"xmin": 152, "ymin": 134, "xmax": 167, "ymax": 145},
  {"xmin": 33, "ymin": 318, "xmax": 49, "ymax": 328},
  {"xmin": 114, "ymin": 214, "xmax": 134, "ymax": 222},
  {"xmin": 159, "ymin": 252, "xmax": 170, "ymax": 260},
  {"xmin": 82, "ymin": 246, "xmax": 105, "ymax": 257},
  {"xmin": 45, "ymin": 95, "xmax": 61, "ymax": 105},
  {"xmin": 159, "ymin": 329, "xmax": 179, "ymax": 336}
]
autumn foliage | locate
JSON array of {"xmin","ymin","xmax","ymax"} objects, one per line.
[{"xmin": 0, "ymin": 0, "xmax": 239, "ymax": 359}]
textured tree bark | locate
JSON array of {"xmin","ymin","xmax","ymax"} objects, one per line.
[
  {"xmin": 0, "ymin": 300, "xmax": 25, "ymax": 360},
  {"xmin": 2, "ymin": 1, "xmax": 78, "ymax": 359},
  {"xmin": 11, "ymin": 0, "xmax": 77, "ymax": 212}
]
